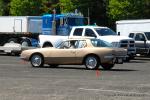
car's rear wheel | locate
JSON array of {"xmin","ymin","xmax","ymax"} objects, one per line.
[
  {"xmin": 84, "ymin": 55, "xmax": 99, "ymax": 70},
  {"xmin": 30, "ymin": 54, "xmax": 44, "ymax": 67},
  {"xmin": 101, "ymin": 63, "xmax": 114, "ymax": 70}
]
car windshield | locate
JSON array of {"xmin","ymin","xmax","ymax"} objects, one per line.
[
  {"xmin": 94, "ymin": 28, "xmax": 117, "ymax": 36},
  {"xmin": 144, "ymin": 32, "xmax": 150, "ymax": 40},
  {"xmin": 91, "ymin": 39, "xmax": 112, "ymax": 47}
]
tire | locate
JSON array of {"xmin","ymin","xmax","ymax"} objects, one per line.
[
  {"xmin": 21, "ymin": 39, "xmax": 31, "ymax": 47},
  {"xmin": 8, "ymin": 38, "xmax": 18, "ymax": 43},
  {"xmin": 101, "ymin": 64, "xmax": 114, "ymax": 70},
  {"xmin": 43, "ymin": 43, "xmax": 52, "ymax": 48},
  {"xmin": 30, "ymin": 54, "xmax": 44, "ymax": 67},
  {"xmin": 84, "ymin": 55, "xmax": 99, "ymax": 70},
  {"xmin": 124, "ymin": 57, "xmax": 130, "ymax": 62}
]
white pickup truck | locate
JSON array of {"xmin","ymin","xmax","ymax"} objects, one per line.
[{"xmin": 39, "ymin": 26, "xmax": 136, "ymax": 60}]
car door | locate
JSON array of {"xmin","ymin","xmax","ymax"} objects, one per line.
[
  {"xmin": 134, "ymin": 33, "xmax": 148, "ymax": 53},
  {"xmin": 47, "ymin": 41, "xmax": 77, "ymax": 64},
  {"xmin": 74, "ymin": 40, "xmax": 88, "ymax": 64}
]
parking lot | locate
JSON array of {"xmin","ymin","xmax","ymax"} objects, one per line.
[{"xmin": 0, "ymin": 54, "xmax": 150, "ymax": 100}]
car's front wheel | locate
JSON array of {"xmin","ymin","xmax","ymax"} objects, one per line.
[
  {"xmin": 101, "ymin": 64, "xmax": 114, "ymax": 70},
  {"xmin": 84, "ymin": 55, "xmax": 99, "ymax": 70},
  {"xmin": 30, "ymin": 54, "xmax": 44, "ymax": 67}
]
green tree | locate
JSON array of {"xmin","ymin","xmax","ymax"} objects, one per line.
[
  {"xmin": 108, "ymin": 0, "xmax": 131, "ymax": 22},
  {"xmin": 0, "ymin": 0, "xmax": 4, "ymax": 15},
  {"xmin": 59, "ymin": 0, "xmax": 76, "ymax": 13},
  {"xmin": 108, "ymin": 0, "xmax": 150, "ymax": 22},
  {"xmin": 10, "ymin": 0, "xmax": 43, "ymax": 16},
  {"xmin": 73, "ymin": 0, "xmax": 107, "ymax": 25},
  {"xmin": 41, "ymin": 0, "xmax": 60, "ymax": 14}
]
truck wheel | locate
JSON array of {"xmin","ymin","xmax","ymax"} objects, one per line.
[
  {"xmin": 8, "ymin": 38, "xmax": 18, "ymax": 43},
  {"xmin": 84, "ymin": 55, "xmax": 99, "ymax": 70},
  {"xmin": 101, "ymin": 64, "xmax": 114, "ymax": 70},
  {"xmin": 21, "ymin": 39, "xmax": 31, "ymax": 47},
  {"xmin": 43, "ymin": 43, "xmax": 52, "ymax": 48},
  {"xmin": 30, "ymin": 54, "xmax": 44, "ymax": 67}
]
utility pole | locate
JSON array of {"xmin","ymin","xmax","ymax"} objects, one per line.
[{"xmin": 88, "ymin": 8, "xmax": 90, "ymax": 25}]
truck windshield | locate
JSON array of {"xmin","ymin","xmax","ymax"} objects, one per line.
[
  {"xmin": 95, "ymin": 28, "xmax": 117, "ymax": 36},
  {"xmin": 91, "ymin": 39, "xmax": 112, "ymax": 47},
  {"xmin": 144, "ymin": 32, "xmax": 150, "ymax": 40}
]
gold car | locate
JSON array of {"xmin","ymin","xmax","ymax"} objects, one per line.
[{"xmin": 20, "ymin": 38, "xmax": 127, "ymax": 70}]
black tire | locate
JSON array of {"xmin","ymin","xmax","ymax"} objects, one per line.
[
  {"xmin": 84, "ymin": 55, "xmax": 99, "ymax": 70},
  {"xmin": 43, "ymin": 43, "xmax": 52, "ymax": 48},
  {"xmin": 30, "ymin": 54, "xmax": 44, "ymax": 67},
  {"xmin": 124, "ymin": 57, "xmax": 130, "ymax": 62},
  {"xmin": 8, "ymin": 38, "xmax": 18, "ymax": 43},
  {"xmin": 21, "ymin": 39, "xmax": 31, "ymax": 47},
  {"xmin": 101, "ymin": 64, "xmax": 114, "ymax": 70}
]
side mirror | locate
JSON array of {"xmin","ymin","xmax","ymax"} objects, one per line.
[{"xmin": 118, "ymin": 32, "xmax": 120, "ymax": 36}]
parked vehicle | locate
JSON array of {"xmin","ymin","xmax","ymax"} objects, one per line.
[
  {"xmin": 0, "ymin": 16, "xmax": 42, "ymax": 46},
  {"xmin": 0, "ymin": 13, "xmax": 85, "ymax": 54},
  {"xmin": 128, "ymin": 32, "xmax": 150, "ymax": 55},
  {"xmin": 39, "ymin": 26, "xmax": 136, "ymax": 61},
  {"xmin": 20, "ymin": 38, "xmax": 127, "ymax": 70},
  {"xmin": 116, "ymin": 19, "xmax": 150, "ymax": 55},
  {"xmin": 0, "ymin": 16, "xmax": 42, "ymax": 54}
]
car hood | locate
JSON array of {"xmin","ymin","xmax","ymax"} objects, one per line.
[{"xmin": 98, "ymin": 36, "xmax": 133, "ymax": 43}]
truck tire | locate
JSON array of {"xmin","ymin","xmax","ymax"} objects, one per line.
[
  {"xmin": 43, "ymin": 42, "xmax": 52, "ymax": 48},
  {"xmin": 21, "ymin": 39, "xmax": 31, "ymax": 47},
  {"xmin": 8, "ymin": 38, "xmax": 18, "ymax": 43}
]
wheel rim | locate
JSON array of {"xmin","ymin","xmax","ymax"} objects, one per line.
[
  {"xmin": 85, "ymin": 56, "xmax": 97, "ymax": 69},
  {"xmin": 9, "ymin": 41, "xmax": 15, "ymax": 43},
  {"xmin": 21, "ymin": 41, "xmax": 28, "ymax": 47},
  {"xmin": 31, "ymin": 55, "xmax": 42, "ymax": 67}
]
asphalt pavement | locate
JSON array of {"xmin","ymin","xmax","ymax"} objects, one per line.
[{"xmin": 0, "ymin": 54, "xmax": 150, "ymax": 100}]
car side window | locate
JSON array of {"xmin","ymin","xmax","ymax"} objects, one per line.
[
  {"xmin": 85, "ymin": 28, "xmax": 96, "ymax": 37},
  {"xmin": 73, "ymin": 28, "xmax": 83, "ymax": 36},
  {"xmin": 58, "ymin": 41, "xmax": 70, "ymax": 49},
  {"xmin": 76, "ymin": 40, "xmax": 86, "ymax": 48},
  {"xmin": 135, "ymin": 33, "xmax": 145, "ymax": 41}
]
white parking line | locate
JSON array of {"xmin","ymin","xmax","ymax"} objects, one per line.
[{"xmin": 78, "ymin": 88, "xmax": 150, "ymax": 96}]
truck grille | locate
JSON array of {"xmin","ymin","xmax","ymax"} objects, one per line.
[{"xmin": 120, "ymin": 40, "xmax": 135, "ymax": 48}]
